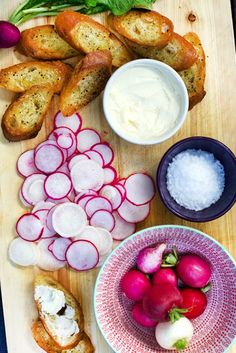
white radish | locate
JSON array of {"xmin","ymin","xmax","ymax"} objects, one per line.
[
  {"xmin": 44, "ymin": 172, "xmax": 72, "ymax": 200},
  {"xmin": 124, "ymin": 173, "xmax": 155, "ymax": 205},
  {"xmin": 84, "ymin": 150, "xmax": 104, "ymax": 167},
  {"xmin": 96, "ymin": 227, "xmax": 113, "ymax": 256},
  {"xmin": 51, "ymin": 237, "xmax": 72, "ymax": 261},
  {"xmin": 70, "ymin": 160, "xmax": 104, "ymax": 192},
  {"xmin": 91, "ymin": 143, "xmax": 114, "ymax": 166},
  {"xmin": 54, "ymin": 111, "xmax": 82, "ymax": 133},
  {"xmin": 52, "ymin": 202, "xmax": 87, "ymax": 237},
  {"xmin": 99, "ymin": 185, "xmax": 122, "ymax": 210},
  {"xmin": 34, "ymin": 209, "xmax": 56, "ymax": 238},
  {"xmin": 74, "ymin": 226, "xmax": 102, "ymax": 253},
  {"xmin": 21, "ymin": 173, "xmax": 47, "ymax": 206},
  {"xmin": 37, "ymin": 238, "xmax": 66, "ymax": 271},
  {"xmin": 17, "ymin": 149, "xmax": 38, "ymax": 177},
  {"xmin": 118, "ymin": 199, "xmax": 150, "ymax": 223},
  {"xmin": 103, "ymin": 166, "xmax": 117, "ymax": 184},
  {"xmin": 85, "ymin": 196, "xmax": 112, "ymax": 218},
  {"xmin": 8, "ymin": 238, "xmax": 39, "ymax": 266},
  {"xmin": 35, "ymin": 144, "xmax": 64, "ymax": 174},
  {"xmin": 155, "ymin": 317, "xmax": 194, "ymax": 350},
  {"xmin": 90, "ymin": 210, "xmax": 115, "ymax": 232},
  {"xmin": 76, "ymin": 128, "xmax": 101, "ymax": 153},
  {"xmin": 16, "ymin": 213, "xmax": 43, "ymax": 242},
  {"xmin": 111, "ymin": 211, "xmax": 135, "ymax": 240},
  {"xmin": 68, "ymin": 154, "xmax": 89, "ymax": 170},
  {"xmin": 66, "ymin": 240, "xmax": 99, "ymax": 271}
]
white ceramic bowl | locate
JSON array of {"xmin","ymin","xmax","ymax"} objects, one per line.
[{"xmin": 103, "ymin": 59, "xmax": 189, "ymax": 145}]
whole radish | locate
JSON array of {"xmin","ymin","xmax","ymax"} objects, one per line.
[
  {"xmin": 0, "ymin": 21, "xmax": 20, "ymax": 48},
  {"xmin": 155, "ymin": 317, "xmax": 194, "ymax": 350},
  {"xmin": 181, "ymin": 288, "xmax": 207, "ymax": 319},
  {"xmin": 136, "ymin": 243, "xmax": 166, "ymax": 274},
  {"xmin": 120, "ymin": 270, "xmax": 151, "ymax": 301},
  {"xmin": 152, "ymin": 268, "xmax": 178, "ymax": 287},
  {"xmin": 176, "ymin": 254, "xmax": 211, "ymax": 288},
  {"xmin": 132, "ymin": 302, "xmax": 157, "ymax": 327}
]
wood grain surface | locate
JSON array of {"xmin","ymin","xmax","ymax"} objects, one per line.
[{"xmin": 0, "ymin": 1, "xmax": 235, "ymax": 352}]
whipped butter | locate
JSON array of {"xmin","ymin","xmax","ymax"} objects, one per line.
[{"xmin": 107, "ymin": 66, "xmax": 181, "ymax": 142}]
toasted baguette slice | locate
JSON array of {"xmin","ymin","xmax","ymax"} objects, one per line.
[
  {"xmin": 55, "ymin": 11, "xmax": 132, "ymax": 67},
  {"xmin": 125, "ymin": 32, "xmax": 198, "ymax": 71},
  {"xmin": 19, "ymin": 25, "xmax": 80, "ymax": 60},
  {"xmin": 60, "ymin": 50, "xmax": 112, "ymax": 116},
  {"xmin": 110, "ymin": 10, "xmax": 174, "ymax": 48},
  {"xmin": 34, "ymin": 275, "xmax": 84, "ymax": 349},
  {"xmin": 0, "ymin": 61, "xmax": 72, "ymax": 93},
  {"xmin": 2, "ymin": 86, "xmax": 53, "ymax": 141},
  {"xmin": 32, "ymin": 321, "xmax": 94, "ymax": 353},
  {"xmin": 178, "ymin": 32, "xmax": 206, "ymax": 109}
]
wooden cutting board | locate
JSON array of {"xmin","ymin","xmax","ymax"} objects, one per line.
[{"xmin": 0, "ymin": 1, "xmax": 235, "ymax": 352}]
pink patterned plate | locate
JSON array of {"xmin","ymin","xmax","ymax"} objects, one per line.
[{"xmin": 94, "ymin": 225, "xmax": 236, "ymax": 353}]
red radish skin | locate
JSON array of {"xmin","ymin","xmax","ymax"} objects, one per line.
[
  {"xmin": 143, "ymin": 284, "xmax": 183, "ymax": 322},
  {"xmin": 152, "ymin": 268, "xmax": 178, "ymax": 287},
  {"xmin": 54, "ymin": 111, "xmax": 82, "ymax": 133},
  {"xmin": 176, "ymin": 254, "xmax": 211, "ymax": 288},
  {"xmin": 181, "ymin": 288, "xmax": 208, "ymax": 319},
  {"xmin": 121, "ymin": 270, "xmax": 151, "ymax": 301},
  {"xmin": 0, "ymin": 21, "xmax": 20, "ymax": 48},
  {"xmin": 34, "ymin": 209, "xmax": 56, "ymax": 238},
  {"xmin": 136, "ymin": 244, "xmax": 166, "ymax": 274},
  {"xmin": 132, "ymin": 302, "xmax": 157, "ymax": 328}
]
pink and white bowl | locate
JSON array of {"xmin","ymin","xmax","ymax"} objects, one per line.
[{"xmin": 94, "ymin": 225, "xmax": 236, "ymax": 353}]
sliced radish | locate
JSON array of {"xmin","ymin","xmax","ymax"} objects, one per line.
[
  {"xmin": 46, "ymin": 205, "xmax": 58, "ymax": 233},
  {"xmin": 37, "ymin": 238, "xmax": 66, "ymax": 271},
  {"xmin": 74, "ymin": 190, "xmax": 98, "ymax": 203},
  {"xmin": 57, "ymin": 162, "xmax": 70, "ymax": 176},
  {"xmin": 77, "ymin": 195, "xmax": 95, "ymax": 209},
  {"xmin": 48, "ymin": 239, "xmax": 55, "ymax": 252},
  {"xmin": 70, "ymin": 160, "xmax": 104, "ymax": 192},
  {"xmin": 19, "ymin": 189, "xmax": 31, "ymax": 208},
  {"xmin": 35, "ymin": 144, "xmax": 64, "ymax": 174},
  {"xmin": 114, "ymin": 183, "xmax": 126, "ymax": 201},
  {"xmin": 111, "ymin": 211, "xmax": 135, "ymax": 240},
  {"xmin": 49, "ymin": 127, "xmax": 77, "ymax": 156},
  {"xmin": 56, "ymin": 133, "xmax": 73, "ymax": 149},
  {"xmin": 66, "ymin": 240, "xmax": 99, "ymax": 271},
  {"xmin": 96, "ymin": 227, "xmax": 113, "ymax": 256},
  {"xmin": 124, "ymin": 173, "xmax": 155, "ymax": 205},
  {"xmin": 117, "ymin": 199, "xmax": 150, "ymax": 223},
  {"xmin": 68, "ymin": 154, "xmax": 89, "ymax": 170},
  {"xmin": 76, "ymin": 128, "xmax": 101, "ymax": 153},
  {"xmin": 8, "ymin": 238, "xmax": 39, "ymax": 266},
  {"xmin": 91, "ymin": 143, "xmax": 114, "ymax": 166},
  {"xmin": 36, "ymin": 140, "xmax": 68, "ymax": 163},
  {"xmin": 16, "ymin": 213, "xmax": 43, "ymax": 242},
  {"xmin": 34, "ymin": 209, "xmax": 56, "ymax": 238},
  {"xmin": 32, "ymin": 201, "xmax": 55, "ymax": 213},
  {"xmin": 74, "ymin": 226, "xmax": 102, "ymax": 253},
  {"xmin": 46, "ymin": 196, "xmax": 70, "ymax": 204},
  {"xmin": 21, "ymin": 173, "xmax": 47, "ymax": 206},
  {"xmin": 90, "ymin": 210, "xmax": 115, "ymax": 232},
  {"xmin": 118, "ymin": 178, "xmax": 126, "ymax": 185},
  {"xmin": 103, "ymin": 166, "xmax": 117, "ymax": 184},
  {"xmin": 52, "ymin": 202, "xmax": 87, "ymax": 237},
  {"xmin": 99, "ymin": 185, "xmax": 122, "ymax": 210},
  {"xmin": 17, "ymin": 149, "xmax": 38, "ymax": 177},
  {"xmin": 51, "ymin": 237, "xmax": 72, "ymax": 261},
  {"xmin": 54, "ymin": 111, "xmax": 82, "ymax": 134},
  {"xmin": 84, "ymin": 150, "xmax": 104, "ymax": 167},
  {"xmin": 44, "ymin": 172, "xmax": 72, "ymax": 200},
  {"xmin": 85, "ymin": 196, "xmax": 112, "ymax": 218}
]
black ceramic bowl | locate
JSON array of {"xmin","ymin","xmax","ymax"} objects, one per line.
[{"xmin": 156, "ymin": 136, "xmax": 236, "ymax": 222}]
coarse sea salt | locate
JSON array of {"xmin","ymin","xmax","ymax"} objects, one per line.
[{"xmin": 166, "ymin": 149, "xmax": 225, "ymax": 211}]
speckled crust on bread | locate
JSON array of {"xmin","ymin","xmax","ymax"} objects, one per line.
[
  {"xmin": 32, "ymin": 321, "xmax": 94, "ymax": 353},
  {"xmin": 178, "ymin": 32, "xmax": 206, "ymax": 110},
  {"xmin": 0, "ymin": 61, "xmax": 72, "ymax": 94},
  {"xmin": 125, "ymin": 33, "xmax": 198, "ymax": 71},
  {"xmin": 110, "ymin": 10, "xmax": 174, "ymax": 48},
  {"xmin": 19, "ymin": 25, "xmax": 80, "ymax": 60},
  {"xmin": 60, "ymin": 50, "xmax": 112, "ymax": 116},
  {"xmin": 34, "ymin": 275, "xmax": 84, "ymax": 350},
  {"xmin": 1, "ymin": 86, "xmax": 54, "ymax": 142},
  {"xmin": 55, "ymin": 11, "xmax": 133, "ymax": 67}
]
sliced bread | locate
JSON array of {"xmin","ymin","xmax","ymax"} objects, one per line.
[
  {"xmin": 60, "ymin": 50, "xmax": 112, "ymax": 116},
  {"xmin": 1, "ymin": 85, "xmax": 53, "ymax": 141}
]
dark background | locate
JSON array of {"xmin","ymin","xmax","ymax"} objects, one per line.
[{"xmin": 0, "ymin": 2, "xmax": 235, "ymax": 353}]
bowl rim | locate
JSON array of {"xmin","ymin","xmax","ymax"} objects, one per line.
[
  {"xmin": 103, "ymin": 58, "xmax": 189, "ymax": 145},
  {"xmin": 156, "ymin": 136, "xmax": 236, "ymax": 222},
  {"xmin": 94, "ymin": 224, "xmax": 236, "ymax": 353}
]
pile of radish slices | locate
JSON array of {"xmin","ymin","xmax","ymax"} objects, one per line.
[{"xmin": 9, "ymin": 111, "xmax": 155, "ymax": 272}]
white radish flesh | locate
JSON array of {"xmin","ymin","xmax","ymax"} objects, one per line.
[
  {"xmin": 85, "ymin": 196, "xmax": 112, "ymax": 218},
  {"xmin": 32, "ymin": 201, "xmax": 55, "ymax": 213},
  {"xmin": 37, "ymin": 238, "xmax": 66, "ymax": 271},
  {"xmin": 114, "ymin": 183, "xmax": 126, "ymax": 201},
  {"xmin": 21, "ymin": 173, "xmax": 47, "ymax": 206},
  {"xmin": 35, "ymin": 144, "xmax": 64, "ymax": 174},
  {"xmin": 74, "ymin": 226, "xmax": 102, "ymax": 253},
  {"xmin": 56, "ymin": 133, "xmax": 73, "ymax": 149},
  {"xmin": 103, "ymin": 166, "xmax": 117, "ymax": 184},
  {"xmin": 77, "ymin": 128, "xmax": 101, "ymax": 153},
  {"xmin": 49, "ymin": 127, "xmax": 77, "ymax": 157},
  {"xmin": 90, "ymin": 210, "xmax": 115, "ymax": 232},
  {"xmin": 91, "ymin": 143, "xmax": 114, "ymax": 166},
  {"xmin": 111, "ymin": 211, "xmax": 135, "ymax": 240},
  {"xmin": 74, "ymin": 190, "xmax": 98, "ymax": 204},
  {"xmin": 66, "ymin": 240, "xmax": 99, "ymax": 271},
  {"xmin": 19, "ymin": 189, "xmax": 31, "ymax": 208},
  {"xmin": 16, "ymin": 213, "xmax": 43, "ymax": 242},
  {"xmin": 57, "ymin": 162, "xmax": 70, "ymax": 176},
  {"xmin": 70, "ymin": 160, "xmax": 104, "ymax": 192},
  {"xmin": 84, "ymin": 150, "xmax": 104, "ymax": 167},
  {"xmin": 118, "ymin": 199, "xmax": 150, "ymax": 223},
  {"xmin": 125, "ymin": 173, "xmax": 155, "ymax": 205},
  {"xmin": 17, "ymin": 149, "xmax": 38, "ymax": 177},
  {"xmin": 8, "ymin": 238, "xmax": 39, "ymax": 266},
  {"xmin": 99, "ymin": 185, "xmax": 122, "ymax": 210},
  {"xmin": 52, "ymin": 202, "xmax": 87, "ymax": 237},
  {"xmin": 51, "ymin": 237, "xmax": 72, "ymax": 261},
  {"xmin": 77, "ymin": 195, "xmax": 95, "ymax": 209},
  {"xmin": 44, "ymin": 172, "xmax": 72, "ymax": 200},
  {"xmin": 68, "ymin": 154, "xmax": 89, "ymax": 170},
  {"xmin": 54, "ymin": 111, "xmax": 82, "ymax": 133},
  {"xmin": 34, "ymin": 209, "xmax": 56, "ymax": 238},
  {"xmin": 96, "ymin": 227, "xmax": 113, "ymax": 256}
]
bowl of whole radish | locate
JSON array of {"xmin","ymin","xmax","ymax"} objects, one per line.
[{"xmin": 94, "ymin": 225, "xmax": 236, "ymax": 353}]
